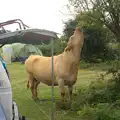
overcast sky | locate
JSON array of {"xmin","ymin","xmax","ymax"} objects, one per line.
[{"xmin": 0, "ymin": 0, "xmax": 73, "ymax": 35}]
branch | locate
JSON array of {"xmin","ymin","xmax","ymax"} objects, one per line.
[
  {"xmin": 84, "ymin": 0, "xmax": 90, "ymax": 12},
  {"xmin": 79, "ymin": 0, "xmax": 87, "ymax": 12},
  {"xmin": 107, "ymin": 0, "xmax": 119, "ymax": 26}
]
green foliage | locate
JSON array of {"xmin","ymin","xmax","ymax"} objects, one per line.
[
  {"xmin": 37, "ymin": 38, "xmax": 67, "ymax": 56},
  {"xmin": 62, "ymin": 11, "xmax": 116, "ymax": 62},
  {"xmin": 36, "ymin": 43, "xmax": 52, "ymax": 56},
  {"xmin": 77, "ymin": 103, "xmax": 120, "ymax": 120},
  {"xmin": 68, "ymin": 0, "xmax": 120, "ymax": 42},
  {"xmin": 82, "ymin": 26, "xmax": 108, "ymax": 62},
  {"xmin": 80, "ymin": 60, "xmax": 91, "ymax": 68},
  {"xmin": 64, "ymin": 16, "xmax": 111, "ymax": 61},
  {"xmin": 76, "ymin": 12, "xmax": 103, "ymax": 28},
  {"xmin": 63, "ymin": 19, "xmax": 78, "ymax": 39},
  {"xmin": 71, "ymin": 61, "xmax": 120, "ymax": 120}
]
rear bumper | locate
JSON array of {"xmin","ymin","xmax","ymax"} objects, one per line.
[
  {"xmin": 12, "ymin": 101, "xmax": 19, "ymax": 120},
  {"xmin": 12, "ymin": 101, "xmax": 26, "ymax": 120}
]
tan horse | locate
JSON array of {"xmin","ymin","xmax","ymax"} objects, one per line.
[{"xmin": 25, "ymin": 27, "xmax": 84, "ymax": 101}]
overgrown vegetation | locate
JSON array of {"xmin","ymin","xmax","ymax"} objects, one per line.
[{"xmin": 70, "ymin": 60, "xmax": 120, "ymax": 120}]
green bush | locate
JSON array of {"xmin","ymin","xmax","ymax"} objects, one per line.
[
  {"xmin": 80, "ymin": 60, "xmax": 91, "ymax": 68},
  {"xmin": 77, "ymin": 103, "xmax": 120, "ymax": 120},
  {"xmin": 37, "ymin": 39, "xmax": 66, "ymax": 56},
  {"xmin": 71, "ymin": 61, "xmax": 120, "ymax": 120}
]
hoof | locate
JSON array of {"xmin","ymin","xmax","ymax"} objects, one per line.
[
  {"xmin": 40, "ymin": 98, "xmax": 48, "ymax": 102},
  {"xmin": 56, "ymin": 100, "xmax": 71, "ymax": 110},
  {"xmin": 32, "ymin": 96, "xmax": 40, "ymax": 100}
]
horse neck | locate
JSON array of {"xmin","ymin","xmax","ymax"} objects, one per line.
[
  {"xmin": 63, "ymin": 45, "xmax": 82, "ymax": 63},
  {"xmin": 73, "ymin": 45, "xmax": 81, "ymax": 60}
]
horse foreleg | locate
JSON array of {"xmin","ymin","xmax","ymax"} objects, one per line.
[
  {"xmin": 58, "ymin": 78, "xmax": 65, "ymax": 102},
  {"xmin": 68, "ymin": 85, "xmax": 73, "ymax": 101}
]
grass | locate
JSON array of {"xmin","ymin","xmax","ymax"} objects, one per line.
[{"xmin": 7, "ymin": 62, "xmax": 109, "ymax": 120}]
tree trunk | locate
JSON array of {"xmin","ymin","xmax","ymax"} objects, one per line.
[{"xmin": 105, "ymin": 24, "xmax": 120, "ymax": 42}]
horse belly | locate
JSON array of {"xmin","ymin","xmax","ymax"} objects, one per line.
[{"xmin": 33, "ymin": 71, "xmax": 58, "ymax": 86}]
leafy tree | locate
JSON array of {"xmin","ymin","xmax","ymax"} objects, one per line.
[
  {"xmin": 68, "ymin": 0, "xmax": 120, "ymax": 42},
  {"xmin": 62, "ymin": 13, "xmax": 111, "ymax": 62},
  {"xmin": 63, "ymin": 19, "xmax": 78, "ymax": 39},
  {"xmin": 37, "ymin": 38, "xmax": 66, "ymax": 56}
]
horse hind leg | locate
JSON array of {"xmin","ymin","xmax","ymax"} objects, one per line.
[
  {"xmin": 68, "ymin": 85, "xmax": 73, "ymax": 101},
  {"xmin": 27, "ymin": 80, "xmax": 29, "ymax": 89},
  {"xmin": 27, "ymin": 75, "xmax": 32, "ymax": 89},
  {"xmin": 27, "ymin": 75, "xmax": 40, "ymax": 99},
  {"xmin": 27, "ymin": 75, "xmax": 36, "ymax": 99},
  {"xmin": 33, "ymin": 80, "xmax": 40, "ymax": 99}
]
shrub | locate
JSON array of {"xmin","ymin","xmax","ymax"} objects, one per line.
[
  {"xmin": 71, "ymin": 60, "xmax": 120, "ymax": 120},
  {"xmin": 77, "ymin": 103, "xmax": 120, "ymax": 120},
  {"xmin": 80, "ymin": 60, "xmax": 91, "ymax": 69}
]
